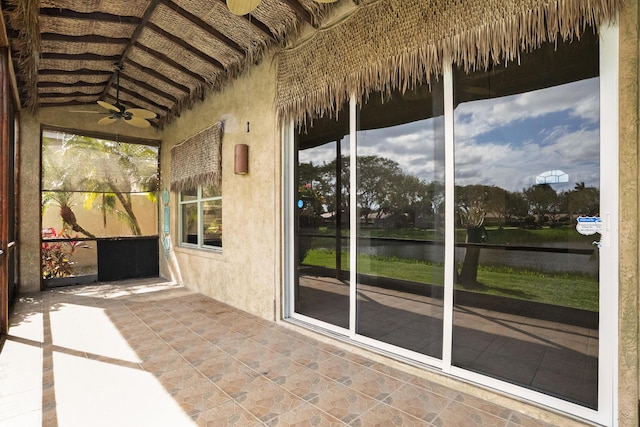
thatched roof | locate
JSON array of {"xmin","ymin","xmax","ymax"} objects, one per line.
[
  {"xmin": 276, "ymin": 0, "xmax": 623, "ymax": 125},
  {"xmin": 3, "ymin": 0, "xmax": 329, "ymax": 128},
  {"xmin": 3, "ymin": 0, "xmax": 625, "ymax": 130}
]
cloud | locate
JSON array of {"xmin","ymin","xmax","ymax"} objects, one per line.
[
  {"xmin": 454, "ymin": 78, "xmax": 599, "ymax": 143},
  {"xmin": 298, "ymin": 78, "xmax": 600, "ymax": 193}
]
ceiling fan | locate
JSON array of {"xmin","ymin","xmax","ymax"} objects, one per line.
[
  {"xmin": 94, "ymin": 67, "xmax": 156, "ymax": 128},
  {"xmin": 226, "ymin": 0, "xmax": 336, "ymax": 16}
]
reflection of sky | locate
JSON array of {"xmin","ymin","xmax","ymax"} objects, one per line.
[
  {"xmin": 299, "ymin": 78, "xmax": 599, "ymax": 193},
  {"xmin": 454, "ymin": 78, "xmax": 599, "ymax": 192}
]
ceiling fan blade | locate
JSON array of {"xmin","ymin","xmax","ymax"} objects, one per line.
[
  {"xmin": 227, "ymin": 0, "xmax": 261, "ymax": 15},
  {"xmin": 97, "ymin": 100, "xmax": 121, "ymax": 113},
  {"xmin": 124, "ymin": 116, "xmax": 151, "ymax": 128},
  {"xmin": 314, "ymin": 0, "xmax": 338, "ymax": 3},
  {"xmin": 125, "ymin": 108, "xmax": 156, "ymax": 119},
  {"xmin": 98, "ymin": 116, "xmax": 118, "ymax": 125},
  {"xmin": 68, "ymin": 110, "xmax": 106, "ymax": 114}
]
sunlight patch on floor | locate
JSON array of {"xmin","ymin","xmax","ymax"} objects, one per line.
[
  {"xmin": 53, "ymin": 352, "xmax": 196, "ymax": 427},
  {"xmin": 50, "ymin": 303, "xmax": 141, "ymax": 363}
]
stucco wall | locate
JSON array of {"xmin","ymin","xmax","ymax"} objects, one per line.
[
  {"xmin": 617, "ymin": 1, "xmax": 640, "ymax": 425},
  {"xmin": 159, "ymin": 58, "xmax": 280, "ymax": 321},
  {"xmin": 18, "ymin": 108, "xmax": 160, "ymax": 293}
]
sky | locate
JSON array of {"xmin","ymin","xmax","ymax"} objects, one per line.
[{"xmin": 300, "ymin": 77, "xmax": 600, "ymax": 193}]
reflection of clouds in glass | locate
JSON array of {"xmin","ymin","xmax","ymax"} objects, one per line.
[
  {"xmin": 358, "ymin": 118, "xmax": 444, "ymax": 182},
  {"xmin": 455, "ymin": 127, "xmax": 599, "ymax": 191},
  {"xmin": 455, "ymin": 78, "xmax": 599, "ymax": 142},
  {"xmin": 455, "ymin": 78, "xmax": 599, "ymax": 192},
  {"xmin": 299, "ymin": 145, "xmax": 334, "ymax": 165},
  {"xmin": 298, "ymin": 78, "xmax": 599, "ymax": 193}
]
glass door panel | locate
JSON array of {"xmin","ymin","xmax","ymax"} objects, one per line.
[
  {"xmin": 355, "ymin": 82, "xmax": 446, "ymax": 357},
  {"xmin": 294, "ymin": 108, "xmax": 351, "ymax": 329},
  {"xmin": 452, "ymin": 32, "xmax": 600, "ymax": 408}
]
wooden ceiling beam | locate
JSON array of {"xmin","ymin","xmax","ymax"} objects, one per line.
[
  {"xmin": 39, "ymin": 69, "xmax": 113, "ymax": 76},
  {"xmin": 41, "ymin": 52, "xmax": 121, "ymax": 62},
  {"xmin": 279, "ymin": 0, "xmax": 316, "ymax": 27},
  {"xmin": 123, "ymin": 58, "xmax": 190, "ymax": 94},
  {"xmin": 111, "ymin": 96, "xmax": 169, "ymax": 116},
  {"xmin": 119, "ymin": 72, "xmax": 179, "ymax": 103},
  {"xmin": 39, "ymin": 8, "xmax": 142, "ymax": 25},
  {"xmin": 110, "ymin": 85, "xmax": 171, "ymax": 112},
  {"xmin": 100, "ymin": 0, "xmax": 162, "ymax": 100},
  {"xmin": 159, "ymin": 0, "xmax": 246, "ymax": 55},
  {"xmin": 146, "ymin": 22, "xmax": 226, "ymax": 71},
  {"xmin": 38, "ymin": 100, "xmax": 99, "ymax": 108},
  {"xmin": 40, "ymin": 33, "xmax": 129, "ymax": 44},
  {"xmin": 132, "ymin": 42, "xmax": 207, "ymax": 84},
  {"xmin": 39, "ymin": 91, "xmax": 101, "ymax": 98},
  {"xmin": 226, "ymin": 2, "xmax": 279, "ymax": 41},
  {"xmin": 38, "ymin": 81, "xmax": 107, "ymax": 88}
]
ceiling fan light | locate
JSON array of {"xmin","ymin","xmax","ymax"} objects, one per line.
[{"xmin": 227, "ymin": 0, "xmax": 261, "ymax": 15}]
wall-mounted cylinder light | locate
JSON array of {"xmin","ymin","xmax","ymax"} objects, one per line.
[{"xmin": 234, "ymin": 144, "xmax": 248, "ymax": 175}]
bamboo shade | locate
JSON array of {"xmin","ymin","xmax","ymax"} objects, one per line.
[
  {"xmin": 170, "ymin": 122, "xmax": 223, "ymax": 192},
  {"xmin": 276, "ymin": 0, "xmax": 623, "ymax": 125}
]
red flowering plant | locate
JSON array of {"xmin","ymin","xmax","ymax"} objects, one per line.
[{"xmin": 41, "ymin": 228, "xmax": 89, "ymax": 279}]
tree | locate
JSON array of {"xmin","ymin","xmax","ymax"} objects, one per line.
[
  {"xmin": 356, "ymin": 155, "xmax": 403, "ymax": 225},
  {"xmin": 42, "ymin": 138, "xmax": 96, "ymax": 238},
  {"xmin": 566, "ymin": 182, "xmax": 599, "ymax": 218},
  {"xmin": 504, "ymin": 191, "xmax": 529, "ymax": 225},
  {"xmin": 60, "ymin": 135, "xmax": 158, "ymax": 236},
  {"xmin": 455, "ymin": 184, "xmax": 491, "ymax": 286},
  {"xmin": 524, "ymin": 184, "xmax": 559, "ymax": 224}
]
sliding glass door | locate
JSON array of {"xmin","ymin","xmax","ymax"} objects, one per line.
[
  {"xmin": 286, "ymin": 26, "xmax": 617, "ymax": 423},
  {"xmin": 355, "ymin": 82, "xmax": 445, "ymax": 359}
]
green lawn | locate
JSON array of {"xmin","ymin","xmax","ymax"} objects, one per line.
[
  {"xmin": 303, "ymin": 249, "xmax": 598, "ymax": 312},
  {"xmin": 312, "ymin": 225, "xmax": 594, "ymax": 245}
]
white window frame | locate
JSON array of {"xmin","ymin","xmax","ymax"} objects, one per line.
[
  {"xmin": 178, "ymin": 186, "xmax": 222, "ymax": 250},
  {"xmin": 283, "ymin": 24, "xmax": 618, "ymax": 425}
]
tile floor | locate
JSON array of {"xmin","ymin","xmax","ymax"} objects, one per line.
[{"xmin": 0, "ymin": 278, "xmax": 589, "ymax": 426}]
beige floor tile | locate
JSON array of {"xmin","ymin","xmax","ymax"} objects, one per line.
[{"xmin": 0, "ymin": 279, "xmax": 593, "ymax": 427}]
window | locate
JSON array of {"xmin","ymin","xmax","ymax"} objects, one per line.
[
  {"xmin": 179, "ymin": 186, "xmax": 222, "ymax": 249},
  {"xmin": 286, "ymin": 27, "xmax": 618, "ymax": 423}
]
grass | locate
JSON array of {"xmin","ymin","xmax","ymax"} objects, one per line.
[
  {"xmin": 303, "ymin": 249, "xmax": 598, "ymax": 312},
  {"xmin": 311, "ymin": 225, "xmax": 595, "ymax": 245}
]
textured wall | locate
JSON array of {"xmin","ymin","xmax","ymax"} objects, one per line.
[
  {"xmin": 159, "ymin": 58, "xmax": 280, "ymax": 321},
  {"xmin": 617, "ymin": 0, "xmax": 640, "ymax": 425}
]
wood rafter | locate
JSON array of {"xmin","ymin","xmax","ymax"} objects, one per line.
[
  {"xmin": 40, "ymin": 33, "xmax": 130, "ymax": 44},
  {"xmin": 132, "ymin": 42, "xmax": 207, "ymax": 84},
  {"xmin": 100, "ymin": 0, "xmax": 163, "ymax": 99},
  {"xmin": 39, "ymin": 8, "xmax": 142, "ymax": 25},
  {"xmin": 159, "ymin": 0, "xmax": 247, "ymax": 55},
  {"xmin": 279, "ymin": 0, "xmax": 316, "ymax": 27},
  {"xmin": 39, "ymin": 69, "xmax": 113, "ymax": 76},
  {"xmin": 7, "ymin": 0, "xmax": 331, "ymax": 126},
  {"xmin": 41, "ymin": 52, "xmax": 121, "ymax": 62},
  {"xmin": 38, "ymin": 81, "xmax": 107, "ymax": 88},
  {"xmin": 123, "ymin": 58, "xmax": 190, "ymax": 94},
  {"xmin": 119, "ymin": 72, "xmax": 179, "ymax": 103},
  {"xmin": 109, "ymin": 84, "xmax": 170, "ymax": 112},
  {"xmin": 146, "ymin": 22, "xmax": 226, "ymax": 71}
]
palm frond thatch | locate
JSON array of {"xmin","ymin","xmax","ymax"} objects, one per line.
[{"xmin": 276, "ymin": 0, "xmax": 623, "ymax": 125}]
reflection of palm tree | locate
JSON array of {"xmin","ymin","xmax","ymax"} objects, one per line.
[
  {"xmin": 42, "ymin": 190, "xmax": 96, "ymax": 239},
  {"xmin": 44, "ymin": 134, "xmax": 158, "ymax": 236}
]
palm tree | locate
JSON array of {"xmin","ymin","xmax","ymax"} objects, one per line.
[
  {"xmin": 56, "ymin": 134, "xmax": 158, "ymax": 236},
  {"xmin": 41, "ymin": 138, "xmax": 96, "ymax": 238}
]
